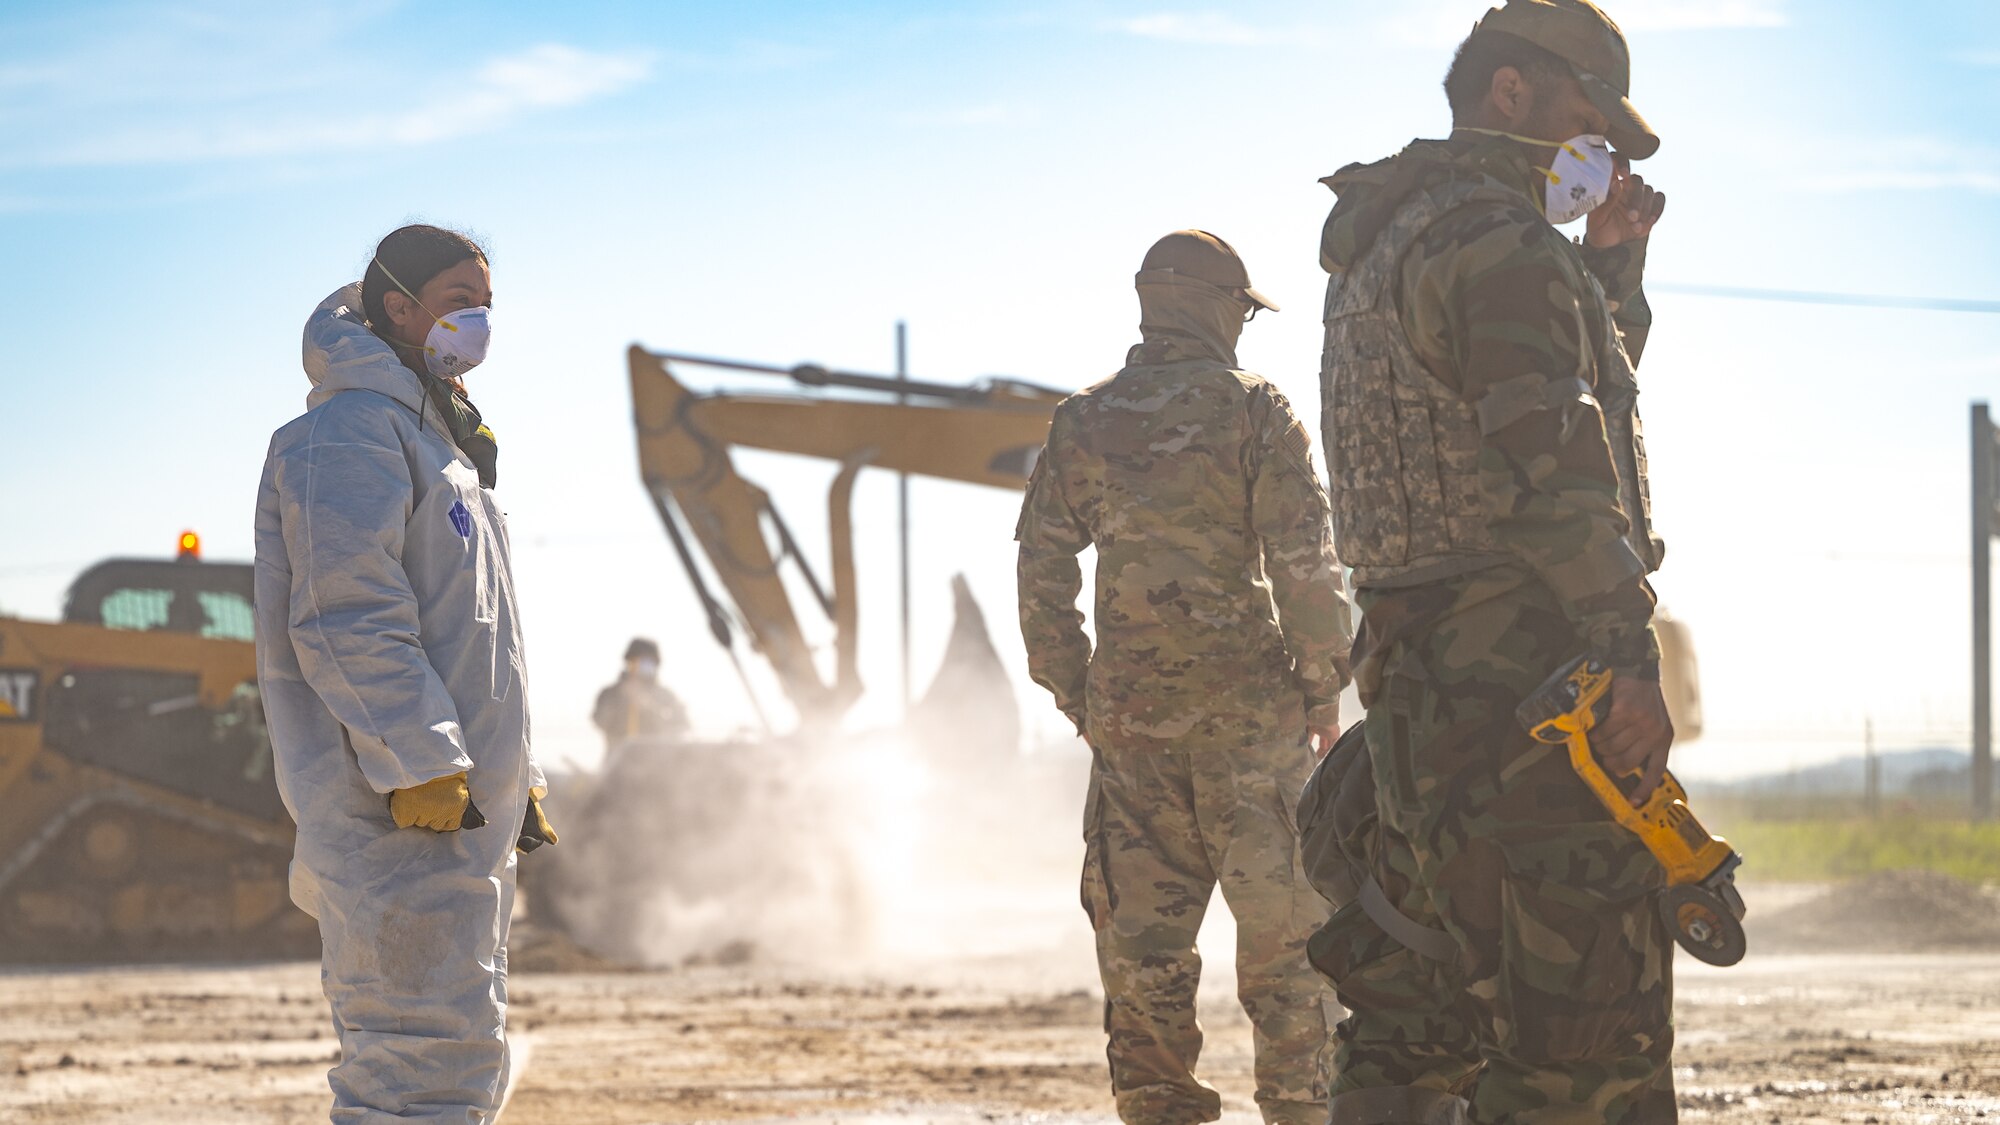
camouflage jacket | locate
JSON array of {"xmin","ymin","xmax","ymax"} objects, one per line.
[
  {"xmin": 1016, "ymin": 331, "xmax": 1353, "ymax": 755},
  {"xmin": 1319, "ymin": 134, "xmax": 1661, "ymax": 696}
]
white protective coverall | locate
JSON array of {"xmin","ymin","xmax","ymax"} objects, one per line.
[{"xmin": 253, "ymin": 285, "xmax": 543, "ymax": 1123}]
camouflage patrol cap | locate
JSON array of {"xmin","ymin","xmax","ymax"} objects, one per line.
[
  {"xmin": 1475, "ymin": 0, "xmax": 1659, "ymax": 159},
  {"xmin": 1138, "ymin": 230, "xmax": 1278, "ymax": 312}
]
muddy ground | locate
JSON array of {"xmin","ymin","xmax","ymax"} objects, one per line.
[
  {"xmin": 10, "ymin": 733, "xmax": 2000, "ymax": 1124},
  {"xmin": 5, "ymin": 890, "xmax": 2000, "ymax": 1125}
]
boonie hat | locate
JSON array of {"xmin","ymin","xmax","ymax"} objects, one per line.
[
  {"xmin": 625, "ymin": 637, "xmax": 661, "ymax": 662},
  {"xmin": 1474, "ymin": 0, "xmax": 1659, "ymax": 159},
  {"xmin": 1139, "ymin": 230, "xmax": 1278, "ymax": 312}
]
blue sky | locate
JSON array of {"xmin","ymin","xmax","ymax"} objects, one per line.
[{"xmin": 2, "ymin": 0, "xmax": 1997, "ymax": 778}]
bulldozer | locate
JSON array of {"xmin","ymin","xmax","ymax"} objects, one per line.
[{"xmin": 0, "ymin": 533, "xmax": 314, "ymax": 961}]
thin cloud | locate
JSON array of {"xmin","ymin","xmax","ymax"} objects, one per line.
[
  {"xmin": 1616, "ymin": 0, "xmax": 1788, "ymax": 31},
  {"xmin": 897, "ymin": 103, "xmax": 1036, "ymax": 128},
  {"xmin": 16, "ymin": 44, "xmax": 653, "ymax": 168},
  {"xmin": 0, "ymin": 159, "xmax": 329, "ymax": 214},
  {"xmin": 479, "ymin": 44, "xmax": 650, "ymax": 110},
  {"xmin": 0, "ymin": 0, "xmax": 403, "ymax": 108},
  {"xmin": 1384, "ymin": 0, "xmax": 1787, "ymax": 46},
  {"xmin": 658, "ymin": 39, "xmax": 831, "ymax": 74},
  {"xmin": 1108, "ymin": 13, "xmax": 1277, "ymax": 46},
  {"xmin": 1799, "ymin": 137, "xmax": 2000, "ymax": 195},
  {"xmin": 0, "ymin": 60, "xmax": 67, "ymax": 91},
  {"xmin": 1809, "ymin": 169, "xmax": 2000, "ymax": 193}
]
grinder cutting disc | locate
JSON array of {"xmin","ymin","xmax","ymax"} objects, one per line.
[{"xmin": 1658, "ymin": 883, "xmax": 1747, "ymax": 966}]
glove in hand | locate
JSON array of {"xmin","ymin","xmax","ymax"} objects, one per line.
[
  {"xmin": 390, "ymin": 772, "xmax": 472, "ymax": 831},
  {"xmin": 519, "ymin": 786, "xmax": 559, "ymax": 853}
]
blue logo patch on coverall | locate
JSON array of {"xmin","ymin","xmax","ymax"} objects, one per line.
[{"xmin": 448, "ymin": 499, "xmax": 473, "ymax": 539}]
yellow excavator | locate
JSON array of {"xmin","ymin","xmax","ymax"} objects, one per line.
[
  {"xmin": 517, "ymin": 349, "xmax": 1073, "ymax": 963},
  {"xmin": 626, "ymin": 346, "xmax": 1067, "ymax": 727},
  {"xmin": 0, "ymin": 534, "xmax": 314, "ymax": 961},
  {"xmin": 623, "ymin": 344, "xmax": 1701, "ymax": 737}
]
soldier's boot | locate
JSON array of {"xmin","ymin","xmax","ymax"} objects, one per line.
[
  {"xmin": 1256, "ymin": 1099, "xmax": 1328, "ymax": 1125},
  {"xmin": 1328, "ymin": 1086, "xmax": 1471, "ymax": 1125},
  {"xmin": 1114, "ymin": 1081, "xmax": 1225, "ymax": 1125}
]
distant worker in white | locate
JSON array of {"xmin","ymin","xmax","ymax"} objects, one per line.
[
  {"xmin": 253, "ymin": 223, "xmax": 557, "ymax": 1123},
  {"xmin": 592, "ymin": 636, "xmax": 691, "ymax": 753}
]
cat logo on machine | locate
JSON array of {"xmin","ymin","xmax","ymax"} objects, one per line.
[{"xmin": 0, "ymin": 668, "xmax": 38, "ymax": 722}]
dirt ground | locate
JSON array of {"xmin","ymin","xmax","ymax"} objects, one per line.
[
  {"xmin": 5, "ymin": 895, "xmax": 2000, "ymax": 1125},
  {"xmin": 11, "ymin": 727, "xmax": 2000, "ymax": 1125}
]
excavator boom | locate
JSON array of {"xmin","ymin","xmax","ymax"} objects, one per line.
[
  {"xmin": 627, "ymin": 345, "xmax": 1708, "ymax": 743},
  {"xmin": 627, "ymin": 346, "xmax": 1061, "ymax": 725}
]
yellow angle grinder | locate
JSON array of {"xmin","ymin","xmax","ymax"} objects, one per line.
[{"xmin": 1516, "ymin": 654, "xmax": 1748, "ymax": 966}]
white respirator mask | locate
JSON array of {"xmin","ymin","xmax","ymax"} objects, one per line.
[
  {"xmin": 635, "ymin": 658, "xmax": 661, "ymax": 678},
  {"xmin": 373, "ymin": 259, "xmax": 493, "ymax": 379},
  {"xmin": 1463, "ymin": 129, "xmax": 1616, "ymax": 225},
  {"xmin": 418, "ymin": 306, "xmax": 491, "ymax": 380}
]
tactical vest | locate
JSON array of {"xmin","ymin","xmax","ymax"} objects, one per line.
[{"xmin": 1320, "ymin": 173, "xmax": 1662, "ymax": 589}]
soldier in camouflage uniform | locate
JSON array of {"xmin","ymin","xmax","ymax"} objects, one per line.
[
  {"xmin": 1017, "ymin": 230, "xmax": 1353, "ymax": 1125},
  {"xmin": 1312, "ymin": 2, "xmax": 1678, "ymax": 1122}
]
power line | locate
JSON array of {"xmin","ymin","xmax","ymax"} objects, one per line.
[{"xmin": 1651, "ymin": 282, "xmax": 2000, "ymax": 315}]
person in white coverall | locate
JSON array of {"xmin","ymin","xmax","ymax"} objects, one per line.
[{"xmin": 253, "ymin": 223, "xmax": 554, "ymax": 1123}]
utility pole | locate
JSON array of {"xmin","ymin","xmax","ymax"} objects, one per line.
[
  {"xmin": 1975, "ymin": 403, "xmax": 1997, "ymax": 822},
  {"xmin": 898, "ymin": 322, "xmax": 912, "ymax": 715},
  {"xmin": 1864, "ymin": 717, "xmax": 1879, "ymax": 820}
]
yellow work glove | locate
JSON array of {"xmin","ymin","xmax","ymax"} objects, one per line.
[
  {"xmin": 390, "ymin": 772, "xmax": 472, "ymax": 831},
  {"xmin": 519, "ymin": 786, "xmax": 559, "ymax": 853}
]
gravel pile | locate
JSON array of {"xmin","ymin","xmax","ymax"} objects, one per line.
[{"xmin": 1751, "ymin": 869, "xmax": 2000, "ymax": 952}]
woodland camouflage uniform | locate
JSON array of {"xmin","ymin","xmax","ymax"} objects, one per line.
[
  {"xmin": 1017, "ymin": 231, "xmax": 1352, "ymax": 1125},
  {"xmin": 1311, "ymin": 5, "xmax": 1678, "ymax": 1121}
]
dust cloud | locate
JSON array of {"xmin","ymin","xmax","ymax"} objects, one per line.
[
  {"xmin": 530, "ymin": 575, "xmax": 1105, "ymax": 977},
  {"xmin": 531, "ymin": 728, "xmax": 1097, "ymax": 976}
]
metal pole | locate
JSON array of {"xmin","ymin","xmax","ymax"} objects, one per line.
[
  {"xmin": 898, "ymin": 322, "xmax": 912, "ymax": 715},
  {"xmin": 1975, "ymin": 402, "xmax": 1993, "ymax": 822},
  {"xmin": 1864, "ymin": 717, "xmax": 1879, "ymax": 820}
]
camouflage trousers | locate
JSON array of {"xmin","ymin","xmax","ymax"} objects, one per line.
[
  {"xmin": 1318, "ymin": 585, "xmax": 1676, "ymax": 1124},
  {"xmin": 1083, "ymin": 736, "xmax": 1335, "ymax": 1125}
]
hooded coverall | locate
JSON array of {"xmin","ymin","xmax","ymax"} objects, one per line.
[{"xmin": 253, "ymin": 285, "xmax": 542, "ymax": 1123}]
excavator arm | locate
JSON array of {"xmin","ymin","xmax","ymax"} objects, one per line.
[{"xmin": 627, "ymin": 346, "xmax": 1063, "ymax": 726}]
